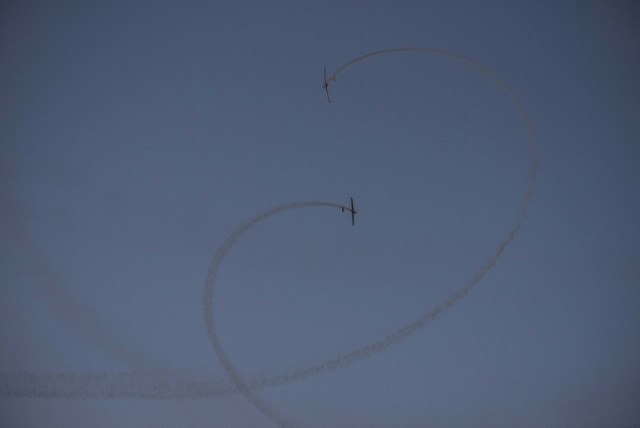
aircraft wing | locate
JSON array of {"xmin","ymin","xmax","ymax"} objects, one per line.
[
  {"xmin": 350, "ymin": 197, "xmax": 355, "ymax": 226},
  {"xmin": 323, "ymin": 67, "xmax": 331, "ymax": 103}
]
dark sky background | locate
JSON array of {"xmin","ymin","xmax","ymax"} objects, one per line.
[{"xmin": 2, "ymin": 1, "xmax": 639, "ymax": 427}]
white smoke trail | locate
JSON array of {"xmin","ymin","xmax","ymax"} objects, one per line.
[
  {"xmin": 1, "ymin": 49, "xmax": 538, "ymax": 417},
  {"xmin": 0, "ymin": 370, "xmax": 236, "ymax": 399},
  {"xmin": 284, "ymin": 46, "xmax": 539, "ymax": 378},
  {"xmin": 207, "ymin": 49, "xmax": 538, "ymax": 426},
  {"xmin": 0, "ymin": 153, "xmax": 164, "ymax": 370},
  {"xmin": 203, "ymin": 201, "xmax": 344, "ymax": 428}
]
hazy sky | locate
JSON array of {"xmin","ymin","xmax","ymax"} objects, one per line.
[{"xmin": 2, "ymin": 1, "xmax": 639, "ymax": 427}]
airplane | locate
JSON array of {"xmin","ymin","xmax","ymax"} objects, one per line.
[
  {"xmin": 323, "ymin": 66, "xmax": 331, "ymax": 103},
  {"xmin": 341, "ymin": 197, "xmax": 356, "ymax": 226}
]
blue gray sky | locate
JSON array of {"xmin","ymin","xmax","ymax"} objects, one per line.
[{"xmin": 2, "ymin": 1, "xmax": 639, "ymax": 427}]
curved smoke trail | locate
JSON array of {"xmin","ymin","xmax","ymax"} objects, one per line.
[
  {"xmin": 204, "ymin": 201, "xmax": 344, "ymax": 428},
  {"xmin": 0, "ymin": 155, "xmax": 165, "ymax": 371},
  {"xmin": 210, "ymin": 49, "xmax": 538, "ymax": 426},
  {"xmin": 1, "ymin": 49, "xmax": 538, "ymax": 411}
]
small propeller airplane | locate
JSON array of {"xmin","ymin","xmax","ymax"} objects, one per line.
[
  {"xmin": 323, "ymin": 66, "xmax": 332, "ymax": 103},
  {"xmin": 342, "ymin": 197, "xmax": 356, "ymax": 226}
]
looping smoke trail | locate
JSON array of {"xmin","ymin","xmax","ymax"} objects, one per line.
[
  {"xmin": 1, "ymin": 49, "xmax": 538, "ymax": 414},
  {"xmin": 214, "ymin": 49, "xmax": 538, "ymax": 426},
  {"xmin": 203, "ymin": 201, "xmax": 344, "ymax": 428},
  {"xmin": 307, "ymin": 45, "xmax": 538, "ymax": 380}
]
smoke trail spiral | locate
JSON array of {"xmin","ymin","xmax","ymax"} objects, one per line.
[
  {"xmin": 1, "ymin": 50, "xmax": 537, "ymax": 421},
  {"xmin": 207, "ymin": 49, "xmax": 538, "ymax": 426}
]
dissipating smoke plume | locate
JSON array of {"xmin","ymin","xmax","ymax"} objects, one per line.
[
  {"xmin": 204, "ymin": 48, "xmax": 539, "ymax": 427},
  {"xmin": 2, "ymin": 48, "xmax": 538, "ymax": 428}
]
